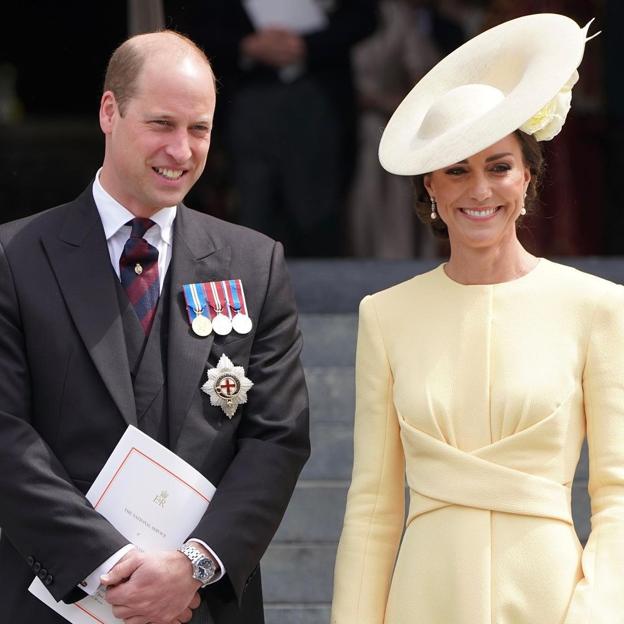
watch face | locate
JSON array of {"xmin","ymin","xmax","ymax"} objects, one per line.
[{"xmin": 195, "ymin": 556, "xmax": 215, "ymax": 581}]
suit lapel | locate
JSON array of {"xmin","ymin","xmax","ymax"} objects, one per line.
[
  {"xmin": 41, "ymin": 187, "xmax": 137, "ymax": 427},
  {"xmin": 167, "ymin": 206, "xmax": 231, "ymax": 447}
]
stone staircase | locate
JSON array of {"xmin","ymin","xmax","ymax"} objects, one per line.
[
  {"xmin": 261, "ymin": 258, "xmax": 624, "ymax": 624},
  {"xmin": 263, "ymin": 313, "xmax": 357, "ymax": 624}
]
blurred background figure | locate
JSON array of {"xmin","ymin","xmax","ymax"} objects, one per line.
[
  {"xmin": 169, "ymin": 1, "xmax": 377, "ymax": 257},
  {"xmin": 0, "ymin": 0, "xmax": 620, "ymax": 259},
  {"xmin": 347, "ymin": 0, "xmax": 466, "ymax": 258},
  {"xmin": 481, "ymin": 0, "xmax": 605, "ymax": 256}
]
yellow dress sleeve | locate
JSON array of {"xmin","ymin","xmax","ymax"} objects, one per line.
[
  {"xmin": 331, "ymin": 295, "xmax": 406, "ymax": 624},
  {"xmin": 565, "ymin": 283, "xmax": 624, "ymax": 622}
]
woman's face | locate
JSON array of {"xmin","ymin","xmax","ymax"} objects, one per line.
[{"xmin": 424, "ymin": 134, "xmax": 531, "ymax": 251}]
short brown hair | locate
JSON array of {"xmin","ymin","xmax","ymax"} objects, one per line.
[
  {"xmin": 103, "ymin": 30, "xmax": 213, "ymax": 116},
  {"xmin": 412, "ymin": 130, "xmax": 545, "ymax": 239}
]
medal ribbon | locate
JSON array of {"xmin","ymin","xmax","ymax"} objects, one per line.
[
  {"xmin": 215, "ymin": 281, "xmax": 233, "ymax": 320},
  {"xmin": 205, "ymin": 281, "xmax": 224, "ymax": 319},
  {"xmin": 227, "ymin": 279, "xmax": 249, "ymax": 315},
  {"xmin": 227, "ymin": 279, "xmax": 241, "ymax": 314},
  {"xmin": 183, "ymin": 283, "xmax": 208, "ymax": 324}
]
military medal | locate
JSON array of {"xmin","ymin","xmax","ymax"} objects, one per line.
[
  {"xmin": 185, "ymin": 279, "xmax": 252, "ymax": 338},
  {"xmin": 208, "ymin": 281, "xmax": 232, "ymax": 336},
  {"xmin": 212, "ymin": 313, "xmax": 231, "ymax": 336},
  {"xmin": 182, "ymin": 283, "xmax": 212, "ymax": 337},
  {"xmin": 191, "ymin": 315, "xmax": 212, "ymax": 337},
  {"xmin": 232, "ymin": 312, "xmax": 252, "ymax": 334},
  {"xmin": 201, "ymin": 354, "xmax": 253, "ymax": 418},
  {"xmin": 226, "ymin": 279, "xmax": 253, "ymax": 335}
]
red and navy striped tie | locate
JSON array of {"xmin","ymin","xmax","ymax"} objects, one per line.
[{"xmin": 119, "ymin": 218, "xmax": 160, "ymax": 334}]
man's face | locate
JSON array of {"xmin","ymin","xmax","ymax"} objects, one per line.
[{"xmin": 99, "ymin": 54, "xmax": 216, "ymax": 216}]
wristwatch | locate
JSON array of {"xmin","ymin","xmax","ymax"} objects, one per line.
[{"xmin": 178, "ymin": 543, "xmax": 218, "ymax": 587}]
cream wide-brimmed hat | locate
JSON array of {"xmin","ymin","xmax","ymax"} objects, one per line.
[{"xmin": 379, "ymin": 13, "xmax": 595, "ymax": 175}]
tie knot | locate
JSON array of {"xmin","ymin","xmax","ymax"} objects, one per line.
[{"xmin": 127, "ymin": 217, "xmax": 156, "ymax": 239}]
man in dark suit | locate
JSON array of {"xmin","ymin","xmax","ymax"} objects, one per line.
[
  {"xmin": 0, "ymin": 30, "xmax": 309, "ymax": 624},
  {"xmin": 168, "ymin": 0, "xmax": 377, "ymax": 256}
]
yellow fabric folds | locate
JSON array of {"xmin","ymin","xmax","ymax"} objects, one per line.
[
  {"xmin": 332, "ymin": 260, "xmax": 624, "ymax": 624},
  {"xmin": 401, "ymin": 413, "xmax": 573, "ymax": 525}
]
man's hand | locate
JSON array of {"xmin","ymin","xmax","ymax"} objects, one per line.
[
  {"xmin": 101, "ymin": 549, "xmax": 202, "ymax": 623},
  {"xmin": 241, "ymin": 28, "xmax": 305, "ymax": 67}
]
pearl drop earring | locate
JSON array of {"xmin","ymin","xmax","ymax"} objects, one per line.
[
  {"xmin": 430, "ymin": 197, "xmax": 438, "ymax": 220},
  {"xmin": 520, "ymin": 190, "xmax": 527, "ymax": 216}
]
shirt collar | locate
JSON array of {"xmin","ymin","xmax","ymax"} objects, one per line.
[{"xmin": 92, "ymin": 168, "xmax": 177, "ymax": 244}]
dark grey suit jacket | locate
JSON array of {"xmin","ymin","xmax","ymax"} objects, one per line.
[{"xmin": 0, "ymin": 186, "xmax": 310, "ymax": 623}]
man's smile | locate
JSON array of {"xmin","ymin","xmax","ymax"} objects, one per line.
[{"xmin": 153, "ymin": 167, "xmax": 186, "ymax": 180}]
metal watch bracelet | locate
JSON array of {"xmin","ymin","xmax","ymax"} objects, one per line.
[{"xmin": 178, "ymin": 543, "xmax": 217, "ymax": 587}]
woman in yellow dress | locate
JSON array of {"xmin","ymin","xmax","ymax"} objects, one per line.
[{"xmin": 331, "ymin": 14, "xmax": 621, "ymax": 624}]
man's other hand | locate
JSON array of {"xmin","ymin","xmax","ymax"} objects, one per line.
[
  {"xmin": 101, "ymin": 550, "xmax": 202, "ymax": 623},
  {"xmin": 241, "ymin": 28, "xmax": 305, "ymax": 67}
]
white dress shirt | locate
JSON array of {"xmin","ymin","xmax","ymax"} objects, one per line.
[
  {"xmin": 92, "ymin": 170, "xmax": 175, "ymax": 290},
  {"xmin": 79, "ymin": 172, "xmax": 225, "ymax": 594}
]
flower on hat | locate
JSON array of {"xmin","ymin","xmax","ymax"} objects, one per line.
[{"xmin": 520, "ymin": 71, "xmax": 579, "ymax": 141}]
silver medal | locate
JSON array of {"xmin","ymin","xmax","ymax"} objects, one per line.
[
  {"xmin": 212, "ymin": 313, "xmax": 232, "ymax": 336},
  {"xmin": 192, "ymin": 314, "xmax": 212, "ymax": 337},
  {"xmin": 232, "ymin": 312, "xmax": 252, "ymax": 335}
]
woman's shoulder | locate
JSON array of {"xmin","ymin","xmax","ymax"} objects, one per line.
[
  {"xmin": 540, "ymin": 259, "xmax": 623, "ymax": 300},
  {"xmin": 535, "ymin": 261, "xmax": 624, "ymax": 330},
  {"xmin": 359, "ymin": 264, "xmax": 444, "ymax": 311}
]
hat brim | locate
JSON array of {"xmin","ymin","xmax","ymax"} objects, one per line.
[{"xmin": 379, "ymin": 13, "xmax": 590, "ymax": 175}]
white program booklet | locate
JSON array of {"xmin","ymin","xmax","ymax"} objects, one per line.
[
  {"xmin": 29, "ymin": 426, "xmax": 216, "ymax": 624},
  {"xmin": 243, "ymin": 0, "xmax": 328, "ymax": 34}
]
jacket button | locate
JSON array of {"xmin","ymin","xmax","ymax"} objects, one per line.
[
  {"xmin": 44, "ymin": 574, "xmax": 54, "ymax": 586},
  {"xmin": 26, "ymin": 556, "xmax": 34, "ymax": 567},
  {"xmin": 38, "ymin": 568, "xmax": 48, "ymax": 580},
  {"xmin": 33, "ymin": 562, "xmax": 41, "ymax": 573}
]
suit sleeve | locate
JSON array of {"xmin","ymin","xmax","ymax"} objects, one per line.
[
  {"xmin": 331, "ymin": 295, "xmax": 405, "ymax": 624},
  {"xmin": 564, "ymin": 283, "xmax": 624, "ymax": 622},
  {"xmin": 0, "ymin": 239, "xmax": 129, "ymax": 602},
  {"xmin": 191, "ymin": 241, "xmax": 310, "ymax": 603}
]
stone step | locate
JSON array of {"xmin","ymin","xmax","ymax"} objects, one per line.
[
  {"xmin": 290, "ymin": 260, "xmax": 439, "ymax": 313},
  {"xmin": 305, "ymin": 366, "xmax": 355, "ymax": 424},
  {"xmin": 274, "ymin": 482, "xmax": 348, "ymax": 543},
  {"xmin": 301, "ymin": 422, "xmax": 354, "ymax": 481},
  {"xmin": 264, "ymin": 605, "xmax": 330, "ymax": 624},
  {"xmin": 262, "ymin": 544, "xmax": 336, "ymax": 604},
  {"xmin": 300, "ymin": 315, "xmax": 357, "ymax": 367}
]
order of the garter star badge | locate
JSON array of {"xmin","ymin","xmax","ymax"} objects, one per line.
[{"xmin": 201, "ymin": 354, "xmax": 253, "ymax": 418}]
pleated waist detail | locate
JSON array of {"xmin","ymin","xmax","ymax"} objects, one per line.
[{"xmin": 400, "ymin": 410, "xmax": 573, "ymax": 526}]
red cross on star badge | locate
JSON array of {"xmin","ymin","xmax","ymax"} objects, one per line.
[{"xmin": 202, "ymin": 354, "xmax": 253, "ymax": 418}]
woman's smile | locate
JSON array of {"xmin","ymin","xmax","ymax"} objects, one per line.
[{"xmin": 459, "ymin": 206, "xmax": 501, "ymax": 220}]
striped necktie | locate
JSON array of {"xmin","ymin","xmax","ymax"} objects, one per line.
[{"xmin": 119, "ymin": 218, "xmax": 160, "ymax": 334}]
